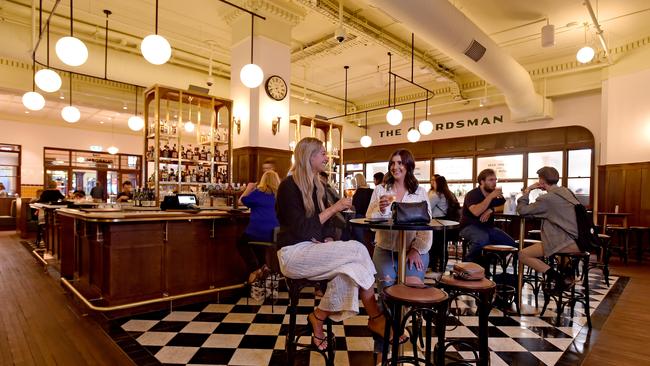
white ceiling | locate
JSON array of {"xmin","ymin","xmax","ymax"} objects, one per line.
[{"xmin": 1, "ymin": 0, "xmax": 650, "ymax": 131}]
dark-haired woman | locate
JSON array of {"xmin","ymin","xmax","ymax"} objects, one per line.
[
  {"xmin": 366, "ymin": 149, "xmax": 432, "ymax": 356},
  {"xmin": 428, "ymin": 175, "xmax": 461, "ymax": 271}
]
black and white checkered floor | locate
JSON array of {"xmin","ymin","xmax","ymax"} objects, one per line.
[{"xmin": 110, "ymin": 270, "xmax": 620, "ymax": 366}]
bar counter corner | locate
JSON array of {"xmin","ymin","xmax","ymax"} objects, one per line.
[{"xmin": 56, "ymin": 208, "xmax": 250, "ymax": 314}]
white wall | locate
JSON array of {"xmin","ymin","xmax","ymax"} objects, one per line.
[{"xmin": 1, "ymin": 119, "xmax": 142, "ymax": 184}]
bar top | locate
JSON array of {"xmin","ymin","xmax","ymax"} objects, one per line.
[{"xmin": 56, "ymin": 207, "xmax": 249, "ymax": 223}]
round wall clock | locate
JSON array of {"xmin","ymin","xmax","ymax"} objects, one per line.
[{"xmin": 265, "ymin": 75, "xmax": 287, "ymax": 101}]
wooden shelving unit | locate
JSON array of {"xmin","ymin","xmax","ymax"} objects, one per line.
[{"xmin": 143, "ymin": 85, "xmax": 233, "ymax": 204}]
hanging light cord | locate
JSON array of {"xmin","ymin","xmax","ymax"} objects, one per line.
[
  {"xmin": 31, "ymin": 60, "xmax": 36, "ymax": 91},
  {"xmin": 69, "ymin": 73, "xmax": 72, "ymax": 106},
  {"xmin": 250, "ymin": 14, "xmax": 254, "ymax": 64},
  {"xmin": 344, "ymin": 66, "xmax": 349, "ymax": 114},
  {"xmin": 412, "ymin": 102, "xmax": 416, "ymax": 129},
  {"xmin": 104, "ymin": 10, "xmax": 111, "ymax": 80},
  {"xmin": 134, "ymin": 87, "xmax": 138, "ymax": 115},
  {"xmin": 155, "ymin": 0, "xmax": 159, "ymax": 35},
  {"xmin": 424, "ymin": 95, "xmax": 428, "ymax": 120},
  {"xmin": 364, "ymin": 111, "xmax": 368, "ymax": 135},
  {"xmin": 387, "ymin": 52, "xmax": 392, "ymax": 107},
  {"xmin": 69, "ymin": 0, "xmax": 74, "ymax": 36}
]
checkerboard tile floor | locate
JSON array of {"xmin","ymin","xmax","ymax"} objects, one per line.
[{"xmin": 113, "ymin": 270, "xmax": 619, "ymax": 366}]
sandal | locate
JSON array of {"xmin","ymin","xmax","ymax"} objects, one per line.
[
  {"xmin": 308, "ymin": 311, "xmax": 329, "ymax": 351},
  {"xmin": 368, "ymin": 313, "xmax": 409, "ymax": 344},
  {"xmin": 247, "ymin": 265, "xmax": 271, "ymax": 284}
]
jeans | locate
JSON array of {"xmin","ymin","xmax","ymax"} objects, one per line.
[
  {"xmin": 372, "ymin": 246, "xmax": 429, "ymax": 353},
  {"xmin": 460, "ymin": 224, "xmax": 516, "ymax": 262}
]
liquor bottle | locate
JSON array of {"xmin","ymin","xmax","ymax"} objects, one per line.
[
  {"xmin": 171, "ymin": 121, "xmax": 177, "ymax": 135},
  {"xmin": 169, "ymin": 168, "xmax": 176, "ymax": 182},
  {"xmin": 171, "ymin": 144, "xmax": 178, "ymax": 159},
  {"xmin": 161, "ymin": 165, "xmax": 169, "ymax": 182},
  {"xmin": 190, "ymin": 169, "xmax": 196, "ymax": 183},
  {"xmin": 146, "ymin": 146, "xmax": 154, "ymax": 161},
  {"xmin": 200, "ymin": 146, "xmax": 207, "ymax": 161},
  {"xmin": 186, "ymin": 144, "xmax": 193, "ymax": 160},
  {"xmin": 198, "ymin": 169, "xmax": 204, "ymax": 183},
  {"xmin": 194, "ymin": 147, "xmax": 200, "ymax": 161},
  {"xmin": 222, "ymin": 150, "xmax": 228, "ymax": 162},
  {"xmin": 161, "ymin": 144, "xmax": 170, "ymax": 158},
  {"xmin": 180, "ymin": 145, "xmax": 186, "ymax": 160},
  {"xmin": 214, "ymin": 149, "xmax": 221, "ymax": 162}
]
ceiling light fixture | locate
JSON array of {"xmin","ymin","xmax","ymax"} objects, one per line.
[
  {"xmin": 240, "ymin": 14, "xmax": 263, "ymax": 88},
  {"xmin": 107, "ymin": 118, "xmax": 118, "ymax": 155},
  {"xmin": 576, "ymin": 23, "xmax": 595, "ymax": 64},
  {"xmin": 55, "ymin": 0, "xmax": 88, "ymax": 67},
  {"xmin": 418, "ymin": 95, "xmax": 433, "ymax": 135},
  {"xmin": 22, "ymin": 61, "xmax": 45, "ymax": 111},
  {"xmin": 407, "ymin": 102, "xmax": 420, "ymax": 142},
  {"xmin": 385, "ymin": 53, "xmax": 402, "ymax": 126},
  {"xmin": 128, "ymin": 87, "xmax": 144, "ymax": 131},
  {"xmin": 61, "ymin": 73, "xmax": 80, "ymax": 123},
  {"xmin": 541, "ymin": 18, "xmax": 555, "ymax": 48},
  {"xmin": 35, "ymin": 22, "xmax": 62, "ymax": 92},
  {"xmin": 141, "ymin": 0, "xmax": 171, "ymax": 65},
  {"xmin": 184, "ymin": 96, "xmax": 195, "ymax": 133},
  {"xmin": 360, "ymin": 111, "xmax": 372, "ymax": 148}
]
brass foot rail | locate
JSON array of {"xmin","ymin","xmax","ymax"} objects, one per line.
[
  {"xmin": 31, "ymin": 249, "xmax": 49, "ymax": 270},
  {"xmin": 60, "ymin": 278, "xmax": 246, "ymax": 312}
]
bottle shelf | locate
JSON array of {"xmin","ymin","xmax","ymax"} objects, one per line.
[
  {"xmin": 158, "ymin": 157, "xmax": 214, "ymax": 165},
  {"xmin": 147, "ymin": 133, "xmax": 178, "ymax": 140}
]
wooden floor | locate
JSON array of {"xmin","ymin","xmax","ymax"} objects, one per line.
[
  {"xmin": 0, "ymin": 231, "xmax": 134, "ymax": 366},
  {"xmin": 2, "ymin": 229, "xmax": 650, "ymax": 366}
]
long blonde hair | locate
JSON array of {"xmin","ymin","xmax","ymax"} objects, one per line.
[
  {"xmin": 290, "ymin": 137, "xmax": 326, "ymax": 217},
  {"xmin": 354, "ymin": 173, "xmax": 368, "ymax": 188},
  {"xmin": 257, "ymin": 170, "xmax": 280, "ymax": 195}
]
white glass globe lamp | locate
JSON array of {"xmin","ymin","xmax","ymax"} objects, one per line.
[
  {"xmin": 360, "ymin": 135, "xmax": 372, "ymax": 148},
  {"xmin": 418, "ymin": 120, "xmax": 433, "ymax": 135},
  {"xmin": 407, "ymin": 127, "xmax": 421, "ymax": 143},
  {"xmin": 140, "ymin": 34, "xmax": 172, "ymax": 65},
  {"xmin": 55, "ymin": 36, "xmax": 89, "ymax": 66},
  {"xmin": 35, "ymin": 69, "xmax": 62, "ymax": 93},
  {"xmin": 240, "ymin": 63, "xmax": 264, "ymax": 88},
  {"xmin": 576, "ymin": 46, "xmax": 595, "ymax": 64},
  {"xmin": 107, "ymin": 146, "xmax": 119, "ymax": 155},
  {"xmin": 128, "ymin": 115, "xmax": 145, "ymax": 131},
  {"xmin": 61, "ymin": 105, "xmax": 81, "ymax": 123},
  {"xmin": 184, "ymin": 121, "xmax": 195, "ymax": 133},
  {"xmin": 386, "ymin": 108, "xmax": 402, "ymax": 126},
  {"xmin": 22, "ymin": 91, "xmax": 45, "ymax": 111}
]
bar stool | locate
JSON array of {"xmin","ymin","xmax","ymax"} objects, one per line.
[
  {"xmin": 285, "ymin": 278, "xmax": 335, "ymax": 366},
  {"xmin": 606, "ymin": 226, "xmax": 630, "ymax": 264},
  {"xmin": 438, "ymin": 275, "xmax": 496, "ymax": 366},
  {"xmin": 583, "ymin": 234, "xmax": 612, "ymax": 287},
  {"xmin": 481, "ymin": 244, "xmax": 519, "ymax": 313},
  {"xmin": 540, "ymin": 252, "xmax": 592, "ymax": 328},
  {"xmin": 527, "ymin": 229, "xmax": 541, "ymax": 240},
  {"xmin": 516, "ymin": 239, "xmax": 544, "ymax": 308},
  {"xmin": 630, "ymin": 226, "xmax": 650, "ymax": 262},
  {"xmin": 381, "ymin": 284, "xmax": 449, "ymax": 366}
]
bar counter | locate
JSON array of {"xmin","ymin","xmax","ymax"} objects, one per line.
[{"xmin": 56, "ymin": 207, "xmax": 250, "ymax": 312}]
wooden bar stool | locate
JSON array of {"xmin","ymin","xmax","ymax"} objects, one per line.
[
  {"xmin": 541, "ymin": 252, "xmax": 592, "ymax": 328},
  {"xmin": 516, "ymin": 239, "xmax": 544, "ymax": 308},
  {"xmin": 583, "ymin": 234, "xmax": 612, "ymax": 287},
  {"xmin": 630, "ymin": 226, "xmax": 650, "ymax": 262},
  {"xmin": 438, "ymin": 275, "xmax": 496, "ymax": 366},
  {"xmin": 285, "ymin": 278, "xmax": 335, "ymax": 366},
  {"xmin": 381, "ymin": 284, "xmax": 449, "ymax": 366},
  {"xmin": 606, "ymin": 226, "xmax": 630, "ymax": 264},
  {"xmin": 481, "ymin": 244, "xmax": 519, "ymax": 313}
]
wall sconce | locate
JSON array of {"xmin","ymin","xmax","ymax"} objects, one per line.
[
  {"xmin": 233, "ymin": 117, "xmax": 241, "ymax": 134},
  {"xmin": 272, "ymin": 116, "xmax": 281, "ymax": 135}
]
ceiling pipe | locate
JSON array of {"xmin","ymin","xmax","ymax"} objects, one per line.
[
  {"xmin": 584, "ymin": 0, "xmax": 612, "ymax": 65},
  {"xmin": 368, "ymin": 0, "xmax": 552, "ymax": 121}
]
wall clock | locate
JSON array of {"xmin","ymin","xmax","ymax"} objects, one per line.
[{"xmin": 265, "ymin": 75, "xmax": 287, "ymax": 101}]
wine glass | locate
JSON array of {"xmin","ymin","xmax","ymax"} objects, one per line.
[
  {"xmin": 383, "ymin": 192, "xmax": 397, "ymax": 214},
  {"xmin": 343, "ymin": 176, "xmax": 357, "ymax": 213}
]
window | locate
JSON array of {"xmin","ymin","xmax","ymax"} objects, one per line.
[
  {"xmin": 0, "ymin": 144, "xmax": 20, "ymax": 195},
  {"xmin": 477, "ymin": 154, "xmax": 523, "ymax": 180},
  {"xmin": 568, "ymin": 149, "xmax": 592, "ymax": 205},
  {"xmin": 365, "ymin": 162, "xmax": 387, "ymax": 188},
  {"xmin": 527, "ymin": 150, "xmax": 563, "ymax": 191},
  {"xmin": 434, "ymin": 157, "xmax": 474, "ymax": 203}
]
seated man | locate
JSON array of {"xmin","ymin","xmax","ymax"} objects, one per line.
[
  {"xmin": 459, "ymin": 168, "xmax": 516, "ymax": 262},
  {"xmin": 116, "ymin": 181, "xmax": 133, "ymax": 203},
  {"xmin": 517, "ymin": 166, "xmax": 580, "ymax": 288}
]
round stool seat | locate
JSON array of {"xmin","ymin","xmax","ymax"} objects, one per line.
[
  {"xmin": 555, "ymin": 251, "xmax": 590, "ymax": 258},
  {"xmin": 439, "ymin": 275, "xmax": 496, "ymax": 291},
  {"xmin": 483, "ymin": 244, "xmax": 518, "ymax": 252},
  {"xmin": 516, "ymin": 239, "xmax": 542, "ymax": 247},
  {"xmin": 528, "ymin": 229, "xmax": 541, "ymax": 234},
  {"xmin": 598, "ymin": 234, "xmax": 610, "ymax": 239},
  {"xmin": 630, "ymin": 226, "xmax": 650, "ymax": 230},
  {"xmin": 607, "ymin": 226, "xmax": 628, "ymax": 231},
  {"xmin": 383, "ymin": 284, "xmax": 448, "ymax": 305}
]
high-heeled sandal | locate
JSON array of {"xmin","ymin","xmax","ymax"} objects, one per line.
[
  {"xmin": 308, "ymin": 311, "xmax": 329, "ymax": 351},
  {"xmin": 368, "ymin": 313, "xmax": 409, "ymax": 344}
]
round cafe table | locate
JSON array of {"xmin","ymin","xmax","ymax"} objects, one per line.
[{"xmin": 349, "ymin": 218, "xmax": 460, "ymax": 284}]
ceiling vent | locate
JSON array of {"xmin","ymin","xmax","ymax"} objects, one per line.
[{"xmin": 464, "ymin": 39, "xmax": 486, "ymax": 62}]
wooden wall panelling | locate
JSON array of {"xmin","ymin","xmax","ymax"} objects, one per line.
[
  {"xmin": 598, "ymin": 162, "xmax": 650, "ymax": 227},
  {"xmin": 233, "ymin": 147, "xmax": 292, "ymax": 183},
  {"xmin": 641, "ymin": 168, "xmax": 650, "ymax": 226},
  {"xmin": 432, "ymin": 136, "xmax": 475, "ymax": 156},
  {"xmin": 165, "ymin": 221, "xmax": 212, "ymax": 295}
]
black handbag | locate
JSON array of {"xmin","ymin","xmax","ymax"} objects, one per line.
[{"xmin": 391, "ymin": 201, "xmax": 431, "ymax": 225}]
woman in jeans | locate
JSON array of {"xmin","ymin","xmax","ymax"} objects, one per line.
[
  {"xmin": 276, "ymin": 137, "xmax": 388, "ymax": 351},
  {"xmin": 366, "ymin": 149, "xmax": 432, "ymax": 356}
]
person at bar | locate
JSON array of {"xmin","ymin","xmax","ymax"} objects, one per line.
[
  {"xmin": 0, "ymin": 183, "xmax": 7, "ymax": 197},
  {"xmin": 517, "ymin": 166, "xmax": 579, "ymax": 289},
  {"xmin": 276, "ymin": 137, "xmax": 387, "ymax": 351},
  {"xmin": 261, "ymin": 158, "xmax": 276, "ymax": 174},
  {"xmin": 373, "ymin": 172, "xmax": 385, "ymax": 187},
  {"xmin": 351, "ymin": 173, "xmax": 373, "ymax": 243},
  {"xmin": 366, "ymin": 149, "xmax": 431, "ymax": 357},
  {"xmin": 116, "ymin": 181, "xmax": 133, "ymax": 203},
  {"xmin": 236, "ymin": 170, "xmax": 281, "ymax": 284},
  {"xmin": 428, "ymin": 174, "xmax": 461, "ymax": 271},
  {"xmin": 459, "ymin": 168, "xmax": 517, "ymax": 262},
  {"xmin": 38, "ymin": 181, "xmax": 65, "ymax": 203},
  {"xmin": 90, "ymin": 182, "xmax": 105, "ymax": 201}
]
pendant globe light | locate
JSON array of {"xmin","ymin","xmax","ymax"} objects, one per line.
[
  {"xmin": 35, "ymin": 22, "xmax": 62, "ymax": 93},
  {"xmin": 107, "ymin": 146, "xmax": 119, "ymax": 155},
  {"xmin": 127, "ymin": 87, "xmax": 145, "ymax": 131},
  {"xmin": 55, "ymin": 0, "xmax": 88, "ymax": 67},
  {"xmin": 240, "ymin": 14, "xmax": 263, "ymax": 88},
  {"xmin": 576, "ymin": 23, "xmax": 595, "ymax": 64},
  {"xmin": 360, "ymin": 111, "xmax": 372, "ymax": 148},
  {"xmin": 141, "ymin": 0, "xmax": 172, "ymax": 65},
  {"xmin": 385, "ymin": 53, "xmax": 402, "ymax": 126},
  {"xmin": 184, "ymin": 97, "xmax": 195, "ymax": 132},
  {"xmin": 23, "ymin": 61, "xmax": 45, "ymax": 111},
  {"xmin": 418, "ymin": 95, "xmax": 433, "ymax": 135},
  {"xmin": 107, "ymin": 118, "xmax": 119, "ymax": 155},
  {"xmin": 407, "ymin": 103, "xmax": 420, "ymax": 143},
  {"xmin": 61, "ymin": 73, "xmax": 80, "ymax": 123}
]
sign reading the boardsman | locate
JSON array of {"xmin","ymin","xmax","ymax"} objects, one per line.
[{"xmin": 377, "ymin": 114, "xmax": 504, "ymax": 139}]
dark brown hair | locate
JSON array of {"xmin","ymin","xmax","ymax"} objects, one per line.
[
  {"xmin": 385, "ymin": 149, "xmax": 419, "ymax": 194},
  {"xmin": 434, "ymin": 175, "xmax": 459, "ymax": 208},
  {"xmin": 536, "ymin": 166, "xmax": 560, "ymax": 185},
  {"xmin": 477, "ymin": 168, "xmax": 496, "ymax": 185}
]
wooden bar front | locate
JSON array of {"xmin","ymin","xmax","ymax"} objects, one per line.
[{"xmin": 56, "ymin": 209, "xmax": 249, "ymax": 309}]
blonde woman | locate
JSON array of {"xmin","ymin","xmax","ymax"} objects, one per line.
[
  {"xmin": 276, "ymin": 137, "xmax": 387, "ymax": 351},
  {"xmin": 237, "ymin": 170, "xmax": 281, "ymax": 284}
]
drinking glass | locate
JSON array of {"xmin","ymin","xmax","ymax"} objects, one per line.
[
  {"xmin": 383, "ymin": 192, "xmax": 397, "ymax": 214},
  {"xmin": 343, "ymin": 176, "xmax": 357, "ymax": 213}
]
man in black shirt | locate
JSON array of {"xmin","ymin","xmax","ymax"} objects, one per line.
[
  {"xmin": 90, "ymin": 182, "xmax": 105, "ymax": 201},
  {"xmin": 460, "ymin": 168, "xmax": 516, "ymax": 262},
  {"xmin": 116, "ymin": 181, "xmax": 133, "ymax": 203}
]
